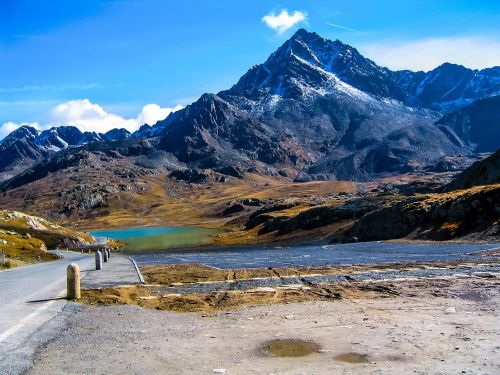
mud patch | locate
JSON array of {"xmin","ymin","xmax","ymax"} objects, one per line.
[
  {"xmin": 264, "ymin": 339, "xmax": 320, "ymax": 357},
  {"xmin": 334, "ymin": 352, "xmax": 371, "ymax": 363},
  {"xmin": 384, "ymin": 354, "xmax": 408, "ymax": 362},
  {"xmin": 457, "ymin": 290, "xmax": 490, "ymax": 302}
]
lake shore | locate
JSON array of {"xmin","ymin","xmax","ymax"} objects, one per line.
[{"xmin": 90, "ymin": 226, "xmax": 221, "ymax": 252}]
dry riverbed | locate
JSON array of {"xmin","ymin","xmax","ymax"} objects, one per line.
[{"xmin": 79, "ymin": 261, "xmax": 500, "ymax": 313}]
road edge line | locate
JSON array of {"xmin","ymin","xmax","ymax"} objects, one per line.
[{"xmin": 123, "ymin": 255, "xmax": 145, "ymax": 284}]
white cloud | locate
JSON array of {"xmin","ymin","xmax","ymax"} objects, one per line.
[
  {"xmin": 358, "ymin": 37, "xmax": 500, "ymax": 71},
  {"xmin": 51, "ymin": 99, "xmax": 137, "ymax": 133},
  {"xmin": 262, "ymin": 9, "xmax": 307, "ymax": 34},
  {"xmin": 50, "ymin": 99, "xmax": 182, "ymax": 133},
  {"xmin": 136, "ymin": 103, "xmax": 183, "ymax": 127},
  {"xmin": 1, "ymin": 99, "xmax": 183, "ymax": 140},
  {"xmin": 0, "ymin": 121, "xmax": 40, "ymax": 140}
]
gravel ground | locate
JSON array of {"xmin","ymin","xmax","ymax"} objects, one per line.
[
  {"xmin": 160, "ymin": 264, "xmax": 500, "ymax": 294},
  {"xmin": 27, "ymin": 287, "xmax": 499, "ymax": 374}
]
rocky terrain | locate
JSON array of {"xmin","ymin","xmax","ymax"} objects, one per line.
[
  {"xmin": 212, "ymin": 151, "xmax": 500, "ymax": 245},
  {"xmin": 348, "ymin": 184, "xmax": 499, "ymax": 241},
  {"xmin": 445, "ymin": 149, "xmax": 500, "ymax": 191},
  {"xmin": 0, "ymin": 210, "xmax": 94, "ymax": 268},
  {"xmin": 345, "ymin": 151, "xmax": 500, "ymax": 242}
]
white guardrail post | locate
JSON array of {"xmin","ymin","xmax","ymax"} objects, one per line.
[
  {"xmin": 67, "ymin": 263, "xmax": 81, "ymax": 300},
  {"xmin": 95, "ymin": 250, "xmax": 103, "ymax": 270}
]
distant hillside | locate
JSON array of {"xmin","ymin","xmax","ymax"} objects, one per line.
[
  {"xmin": 445, "ymin": 149, "xmax": 500, "ymax": 191},
  {"xmin": 436, "ymin": 96, "xmax": 500, "ymax": 152},
  {"xmin": 347, "ymin": 184, "xmax": 499, "ymax": 242}
]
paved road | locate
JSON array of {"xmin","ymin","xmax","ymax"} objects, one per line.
[{"xmin": 0, "ymin": 251, "xmax": 141, "ymax": 374}]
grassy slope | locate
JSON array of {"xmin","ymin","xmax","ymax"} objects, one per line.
[
  {"xmin": 0, "ymin": 165, "xmax": 356, "ymax": 230},
  {"xmin": 0, "ymin": 210, "xmax": 94, "ymax": 269},
  {"xmin": 0, "ymin": 230, "xmax": 56, "ymax": 268}
]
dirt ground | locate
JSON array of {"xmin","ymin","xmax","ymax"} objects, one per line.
[
  {"xmin": 28, "ymin": 276, "xmax": 500, "ymax": 374},
  {"xmin": 79, "ymin": 261, "xmax": 499, "ymax": 313}
]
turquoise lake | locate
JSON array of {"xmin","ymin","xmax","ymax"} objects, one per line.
[{"xmin": 89, "ymin": 227, "xmax": 219, "ymax": 252}]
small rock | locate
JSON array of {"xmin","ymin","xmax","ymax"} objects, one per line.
[
  {"xmin": 445, "ymin": 307, "xmax": 456, "ymax": 314},
  {"xmin": 213, "ymin": 369, "xmax": 226, "ymax": 374},
  {"xmin": 247, "ymin": 287, "xmax": 276, "ymax": 294}
]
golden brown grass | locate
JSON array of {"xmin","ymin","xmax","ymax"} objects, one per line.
[
  {"xmin": 0, "ymin": 163, "xmax": 356, "ymax": 232},
  {"xmin": 412, "ymin": 183, "xmax": 500, "ymax": 206},
  {"xmin": 0, "ymin": 230, "xmax": 57, "ymax": 268},
  {"xmin": 140, "ymin": 261, "xmax": 495, "ymax": 286},
  {"xmin": 81, "ymin": 258, "xmax": 500, "ymax": 313},
  {"xmin": 0, "ymin": 210, "xmax": 94, "ymax": 246}
]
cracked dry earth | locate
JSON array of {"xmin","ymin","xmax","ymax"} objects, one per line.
[{"xmin": 27, "ymin": 277, "xmax": 500, "ymax": 375}]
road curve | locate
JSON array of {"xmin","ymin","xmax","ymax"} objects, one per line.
[{"xmin": 0, "ymin": 252, "xmax": 95, "ymax": 375}]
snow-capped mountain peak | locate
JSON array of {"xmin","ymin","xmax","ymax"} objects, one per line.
[{"xmin": 0, "ymin": 125, "xmax": 40, "ymax": 147}]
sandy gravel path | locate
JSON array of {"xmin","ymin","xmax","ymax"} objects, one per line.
[{"xmin": 27, "ymin": 286, "xmax": 499, "ymax": 374}]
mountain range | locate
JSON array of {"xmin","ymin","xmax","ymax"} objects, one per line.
[
  {"xmin": 1, "ymin": 29, "xmax": 499, "ymax": 185},
  {"xmin": 0, "ymin": 125, "xmax": 131, "ymax": 180}
]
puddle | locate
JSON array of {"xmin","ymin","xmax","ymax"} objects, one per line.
[
  {"xmin": 264, "ymin": 339, "xmax": 320, "ymax": 357},
  {"xmin": 334, "ymin": 352, "xmax": 371, "ymax": 363}
]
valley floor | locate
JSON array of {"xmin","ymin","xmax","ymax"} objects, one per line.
[{"xmin": 27, "ymin": 275, "xmax": 499, "ymax": 375}]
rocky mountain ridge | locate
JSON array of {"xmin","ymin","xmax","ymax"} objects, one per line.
[
  {"xmin": 1, "ymin": 29, "xmax": 499, "ymax": 185},
  {"xmin": 220, "ymin": 29, "xmax": 500, "ymax": 112},
  {"xmin": 146, "ymin": 29, "xmax": 499, "ymax": 180}
]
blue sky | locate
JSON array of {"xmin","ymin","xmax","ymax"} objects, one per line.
[{"xmin": 1, "ymin": 0, "xmax": 500, "ymax": 137}]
